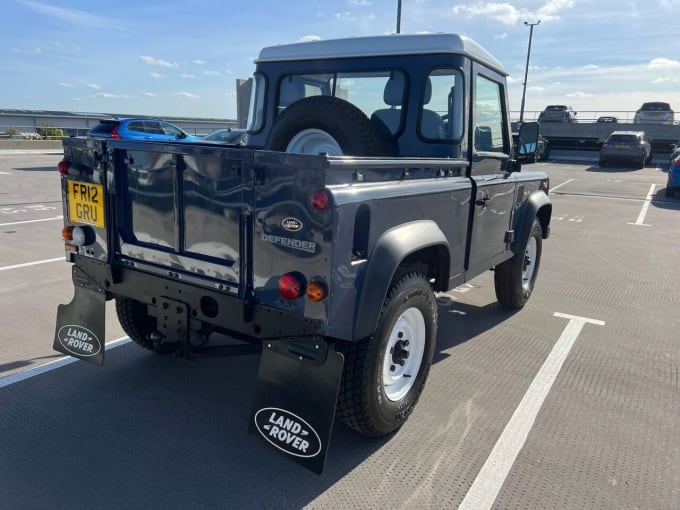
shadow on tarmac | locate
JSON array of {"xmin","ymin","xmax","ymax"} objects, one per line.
[{"xmin": 0, "ymin": 296, "xmax": 518, "ymax": 509}]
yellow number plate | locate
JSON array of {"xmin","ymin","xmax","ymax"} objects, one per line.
[{"xmin": 68, "ymin": 181, "xmax": 104, "ymax": 228}]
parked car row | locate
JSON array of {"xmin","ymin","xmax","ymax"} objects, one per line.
[
  {"xmin": 86, "ymin": 118, "xmax": 246, "ymax": 145},
  {"xmin": 536, "ymin": 102, "xmax": 674, "ymax": 124}
]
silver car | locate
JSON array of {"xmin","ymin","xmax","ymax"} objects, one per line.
[
  {"xmin": 538, "ymin": 104, "xmax": 577, "ymax": 123},
  {"xmin": 599, "ymin": 130, "xmax": 651, "ymax": 168},
  {"xmin": 633, "ymin": 102, "xmax": 674, "ymax": 124}
]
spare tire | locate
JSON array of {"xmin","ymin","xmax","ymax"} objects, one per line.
[{"xmin": 266, "ymin": 96, "xmax": 385, "ymax": 156}]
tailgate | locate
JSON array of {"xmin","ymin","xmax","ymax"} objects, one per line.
[{"xmin": 108, "ymin": 140, "xmax": 253, "ymax": 293}]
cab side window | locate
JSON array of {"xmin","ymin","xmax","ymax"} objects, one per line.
[
  {"xmin": 474, "ymin": 75, "xmax": 506, "ymax": 153},
  {"xmin": 420, "ymin": 69, "xmax": 463, "ymax": 141}
]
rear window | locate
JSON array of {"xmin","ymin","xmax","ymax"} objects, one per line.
[
  {"xmin": 640, "ymin": 102, "xmax": 671, "ymax": 111},
  {"xmin": 607, "ymin": 134, "xmax": 638, "ymax": 144},
  {"xmin": 545, "ymin": 105, "xmax": 567, "ymax": 111},
  {"xmin": 89, "ymin": 121, "xmax": 117, "ymax": 134}
]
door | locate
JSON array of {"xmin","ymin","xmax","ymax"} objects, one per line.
[{"xmin": 466, "ymin": 66, "xmax": 516, "ymax": 276}]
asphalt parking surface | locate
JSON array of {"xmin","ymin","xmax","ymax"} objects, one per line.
[{"xmin": 0, "ymin": 152, "xmax": 678, "ymax": 509}]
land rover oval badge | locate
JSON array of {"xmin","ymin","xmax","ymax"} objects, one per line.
[
  {"xmin": 254, "ymin": 407, "xmax": 322, "ymax": 458},
  {"xmin": 57, "ymin": 325, "xmax": 102, "ymax": 357},
  {"xmin": 281, "ymin": 217, "xmax": 303, "ymax": 232}
]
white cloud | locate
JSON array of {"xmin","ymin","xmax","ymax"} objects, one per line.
[
  {"xmin": 494, "ymin": 33, "xmax": 508, "ymax": 39},
  {"xmin": 149, "ymin": 72, "xmax": 166, "ymax": 78},
  {"xmin": 87, "ymin": 83, "xmax": 102, "ymax": 90},
  {"xmin": 298, "ymin": 35, "xmax": 322, "ymax": 42},
  {"xmin": 90, "ymin": 93, "xmax": 129, "ymax": 99},
  {"xmin": 138, "ymin": 55, "xmax": 179, "ymax": 68},
  {"xmin": 452, "ymin": 3, "xmax": 523, "ymax": 25},
  {"xmin": 192, "ymin": 59, "xmax": 207, "ymax": 65},
  {"xmin": 203, "ymin": 70, "xmax": 222, "ymax": 76},
  {"xmin": 58, "ymin": 82, "xmax": 76, "ymax": 88},
  {"xmin": 349, "ymin": 0, "xmax": 371, "ymax": 5},
  {"xmin": 19, "ymin": 0, "xmax": 127, "ymax": 30},
  {"xmin": 649, "ymin": 57, "xmax": 680, "ymax": 69},
  {"xmin": 12, "ymin": 47, "xmax": 42, "ymax": 55},
  {"xmin": 451, "ymin": 0, "xmax": 574, "ymax": 25},
  {"xmin": 143, "ymin": 92, "xmax": 156, "ymax": 97},
  {"xmin": 566, "ymin": 91, "xmax": 593, "ymax": 98},
  {"xmin": 175, "ymin": 92, "xmax": 199, "ymax": 99},
  {"xmin": 180, "ymin": 73, "xmax": 195, "ymax": 79}
]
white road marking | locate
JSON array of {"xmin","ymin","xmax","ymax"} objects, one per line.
[
  {"xmin": 549, "ymin": 178, "xmax": 574, "ymax": 192},
  {"xmin": 0, "ymin": 171, "xmax": 11, "ymax": 175},
  {"xmin": 459, "ymin": 312, "xmax": 605, "ymax": 510},
  {"xmin": 0, "ymin": 257, "xmax": 63, "ymax": 271},
  {"xmin": 0, "ymin": 337, "xmax": 131, "ymax": 389},
  {"xmin": 628, "ymin": 183, "xmax": 656, "ymax": 226},
  {"xmin": 0, "ymin": 216, "xmax": 63, "ymax": 227}
]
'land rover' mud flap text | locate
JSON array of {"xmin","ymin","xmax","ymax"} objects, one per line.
[
  {"xmin": 53, "ymin": 273, "xmax": 106, "ymax": 365},
  {"xmin": 254, "ymin": 408, "xmax": 321, "ymax": 458},
  {"xmin": 249, "ymin": 339, "xmax": 344, "ymax": 474}
]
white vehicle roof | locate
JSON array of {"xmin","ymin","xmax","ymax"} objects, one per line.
[{"xmin": 256, "ymin": 33, "xmax": 507, "ymax": 76}]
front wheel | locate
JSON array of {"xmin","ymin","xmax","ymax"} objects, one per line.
[
  {"xmin": 337, "ymin": 270, "xmax": 437, "ymax": 437},
  {"xmin": 494, "ymin": 220, "xmax": 543, "ymax": 308}
]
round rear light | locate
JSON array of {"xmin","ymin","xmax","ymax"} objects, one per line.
[
  {"xmin": 306, "ymin": 281, "xmax": 327, "ymax": 302},
  {"xmin": 310, "ymin": 189, "xmax": 331, "ymax": 211},
  {"xmin": 278, "ymin": 273, "xmax": 305, "ymax": 300},
  {"xmin": 57, "ymin": 160, "xmax": 70, "ymax": 175}
]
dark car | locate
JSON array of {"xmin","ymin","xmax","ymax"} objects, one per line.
[
  {"xmin": 87, "ymin": 118, "xmax": 201, "ymax": 141},
  {"xmin": 597, "ymin": 116, "xmax": 618, "ymax": 123},
  {"xmin": 633, "ymin": 102, "xmax": 674, "ymax": 125},
  {"xmin": 599, "ymin": 130, "xmax": 651, "ymax": 168},
  {"xmin": 512, "ymin": 132, "xmax": 549, "ymax": 163},
  {"xmin": 538, "ymin": 105, "xmax": 577, "ymax": 123},
  {"xmin": 200, "ymin": 128, "xmax": 247, "ymax": 144}
]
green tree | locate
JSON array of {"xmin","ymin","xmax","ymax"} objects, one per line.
[
  {"xmin": 36, "ymin": 122, "xmax": 64, "ymax": 139},
  {"xmin": 4, "ymin": 126, "xmax": 20, "ymax": 136}
]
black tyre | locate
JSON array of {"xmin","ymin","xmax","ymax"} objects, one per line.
[
  {"xmin": 337, "ymin": 270, "xmax": 437, "ymax": 437},
  {"xmin": 494, "ymin": 219, "xmax": 543, "ymax": 309},
  {"xmin": 115, "ymin": 297, "xmax": 172, "ymax": 354},
  {"xmin": 266, "ymin": 96, "xmax": 385, "ymax": 156}
]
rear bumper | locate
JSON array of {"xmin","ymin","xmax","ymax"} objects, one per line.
[{"xmin": 66, "ymin": 255, "xmax": 326, "ymax": 343}]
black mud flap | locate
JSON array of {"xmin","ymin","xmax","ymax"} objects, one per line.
[
  {"xmin": 53, "ymin": 265, "xmax": 107, "ymax": 365},
  {"xmin": 249, "ymin": 338, "xmax": 344, "ymax": 474}
]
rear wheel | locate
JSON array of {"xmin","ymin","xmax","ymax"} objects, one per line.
[
  {"xmin": 494, "ymin": 220, "xmax": 543, "ymax": 308},
  {"xmin": 337, "ymin": 270, "xmax": 437, "ymax": 437},
  {"xmin": 115, "ymin": 297, "xmax": 172, "ymax": 354}
]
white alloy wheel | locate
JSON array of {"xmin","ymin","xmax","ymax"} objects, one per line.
[
  {"xmin": 522, "ymin": 235, "xmax": 537, "ymax": 292},
  {"xmin": 382, "ymin": 307, "xmax": 426, "ymax": 401},
  {"xmin": 286, "ymin": 128, "xmax": 344, "ymax": 155}
]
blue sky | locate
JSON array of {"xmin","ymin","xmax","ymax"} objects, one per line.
[{"xmin": 3, "ymin": 0, "xmax": 680, "ymax": 121}]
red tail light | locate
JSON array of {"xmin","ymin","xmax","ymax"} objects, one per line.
[
  {"xmin": 310, "ymin": 189, "xmax": 331, "ymax": 211},
  {"xmin": 278, "ymin": 272, "xmax": 305, "ymax": 300},
  {"xmin": 111, "ymin": 126, "xmax": 121, "ymax": 140},
  {"xmin": 57, "ymin": 159, "xmax": 70, "ymax": 175}
]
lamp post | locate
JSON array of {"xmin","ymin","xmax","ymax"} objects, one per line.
[
  {"xmin": 519, "ymin": 20, "xmax": 540, "ymax": 124},
  {"xmin": 396, "ymin": 0, "xmax": 402, "ymax": 33}
]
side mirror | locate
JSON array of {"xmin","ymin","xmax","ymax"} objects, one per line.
[
  {"xmin": 516, "ymin": 121, "xmax": 540, "ymax": 157},
  {"xmin": 178, "ymin": 132, "xmax": 187, "ymax": 139}
]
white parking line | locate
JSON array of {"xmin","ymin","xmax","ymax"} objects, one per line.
[
  {"xmin": 459, "ymin": 312, "xmax": 605, "ymax": 510},
  {"xmin": 627, "ymin": 183, "xmax": 656, "ymax": 226},
  {"xmin": 0, "ymin": 337, "xmax": 131, "ymax": 389},
  {"xmin": 0, "ymin": 257, "xmax": 63, "ymax": 271},
  {"xmin": 549, "ymin": 178, "xmax": 575, "ymax": 192},
  {"xmin": 0, "ymin": 216, "xmax": 63, "ymax": 227}
]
